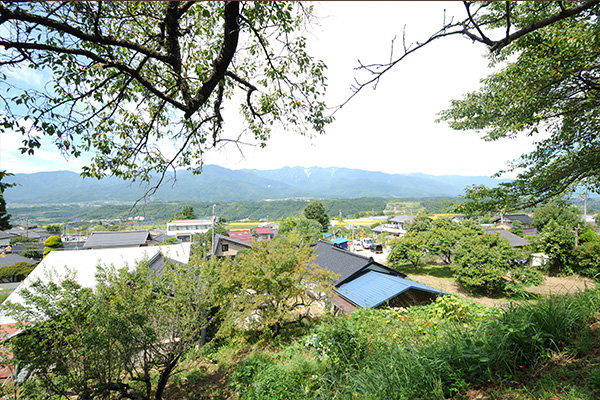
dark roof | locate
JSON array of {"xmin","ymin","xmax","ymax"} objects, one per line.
[
  {"xmin": 83, "ymin": 231, "xmax": 152, "ymax": 249},
  {"xmin": 312, "ymin": 240, "xmax": 405, "ymax": 287},
  {"xmin": 335, "ymin": 271, "xmax": 446, "ymax": 308},
  {"xmin": 0, "ymin": 253, "xmax": 37, "ymax": 268},
  {"xmin": 485, "ymin": 228, "xmax": 530, "ymax": 247},
  {"xmin": 490, "ymin": 214, "xmax": 533, "ymax": 225},
  {"xmin": 0, "ymin": 231, "xmax": 15, "ymax": 240},
  {"xmin": 151, "ymin": 232, "xmax": 179, "ymax": 243}
]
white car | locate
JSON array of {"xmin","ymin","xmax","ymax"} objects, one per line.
[{"xmin": 352, "ymin": 240, "xmax": 363, "ymax": 251}]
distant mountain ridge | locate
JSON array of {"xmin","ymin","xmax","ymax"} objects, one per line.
[{"xmin": 4, "ymin": 165, "xmax": 512, "ymax": 205}]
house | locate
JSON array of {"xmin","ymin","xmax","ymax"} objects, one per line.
[
  {"xmin": 490, "ymin": 214, "xmax": 536, "ymax": 235},
  {"xmin": 371, "ymin": 215, "xmax": 416, "ymax": 238},
  {"xmin": 252, "ymin": 226, "xmax": 274, "ymax": 241},
  {"xmin": 0, "ymin": 232, "xmax": 14, "ymax": 247},
  {"xmin": 0, "ymin": 243, "xmax": 191, "ymax": 379},
  {"xmin": 83, "ymin": 230, "xmax": 153, "ymax": 249},
  {"xmin": 330, "ymin": 237, "xmax": 351, "ymax": 250},
  {"xmin": 0, "ymin": 244, "xmax": 191, "ymax": 328},
  {"xmin": 6, "ymin": 227, "xmax": 52, "ymax": 242},
  {"xmin": 166, "ymin": 218, "xmax": 214, "ymax": 242},
  {"xmin": 0, "ymin": 253, "xmax": 37, "ymax": 270},
  {"xmin": 312, "ymin": 240, "xmax": 445, "ymax": 314},
  {"xmin": 211, "ymin": 234, "xmax": 252, "ymax": 259},
  {"xmin": 228, "ymin": 230, "xmax": 253, "ymax": 243},
  {"xmin": 485, "ymin": 228, "xmax": 530, "ymax": 248}
]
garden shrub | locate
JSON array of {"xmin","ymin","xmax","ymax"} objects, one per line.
[{"xmin": 0, "ymin": 261, "xmax": 37, "ymax": 282}]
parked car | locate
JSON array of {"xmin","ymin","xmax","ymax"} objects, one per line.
[
  {"xmin": 371, "ymin": 243, "xmax": 383, "ymax": 254},
  {"xmin": 361, "ymin": 238, "xmax": 375, "ymax": 250},
  {"xmin": 352, "ymin": 240, "xmax": 363, "ymax": 251}
]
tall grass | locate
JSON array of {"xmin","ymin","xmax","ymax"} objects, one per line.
[{"xmin": 230, "ymin": 289, "xmax": 600, "ymax": 400}]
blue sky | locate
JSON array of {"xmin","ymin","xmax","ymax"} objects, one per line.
[{"xmin": 0, "ymin": 2, "xmax": 539, "ymax": 178}]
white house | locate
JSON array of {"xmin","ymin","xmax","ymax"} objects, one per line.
[
  {"xmin": 0, "ymin": 243, "xmax": 191, "ymax": 326},
  {"xmin": 166, "ymin": 219, "xmax": 213, "ymax": 242}
]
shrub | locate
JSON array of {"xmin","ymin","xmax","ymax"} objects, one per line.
[
  {"xmin": 452, "ymin": 232, "xmax": 543, "ymax": 295},
  {"xmin": 0, "ymin": 261, "xmax": 37, "ymax": 282},
  {"xmin": 9, "ymin": 235, "xmax": 38, "ymax": 245}
]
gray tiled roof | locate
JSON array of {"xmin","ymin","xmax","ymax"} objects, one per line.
[
  {"xmin": 490, "ymin": 214, "xmax": 533, "ymax": 225},
  {"xmin": 485, "ymin": 228, "xmax": 530, "ymax": 247},
  {"xmin": 0, "ymin": 253, "xmax": 37, "ymax": 268},
  {"xmin": 83, "ymin": 231, "xmax": 152, "ymax": 249},
  {"xmin": 312, "ymin": 240, "xmax": 375, "ymax": 286},
  {"xmin": 389, "ymin": 215, "xmax": 414, "ymax": 224}
]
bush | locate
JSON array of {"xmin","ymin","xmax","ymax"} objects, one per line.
[
  {"xmin": 0, "ymin": 261, "xmax": 37, "ymax": 282},
  {"xmin": 451, "ymin": 232, "xmax": 544, "ymax": 295},
  {"xmin": 9, "ymin": 235, "xmax": 38, "ymax": 245}
]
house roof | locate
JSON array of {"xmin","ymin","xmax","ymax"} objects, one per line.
[
  {"xmin": 253, "ymin": 226, "xmax": 273, "ymax": 235},
  {"xmin": 228, "ymin": 230, "xmax": 253, "ymax": 243},
  {"xmin": 215, "ymin": 233, "xmax": 252, "ymax": 249},
  {"xmin": 0, "ymin": 231, "xmax": 15, "ymax": 240},
  {"xmin": 0, "ymin": 253, "xmax": 37, "ymax": 268},
  {"xmin": 490, "ymin": 214, "xmax": 533, "ymax": 225},
  {"xmin": 313, "ymin": 240, "xmax": 374, "ymax": 286},
  {"xmin": 331, "ymin": 238, "xmax": 351, "ymax": 244},
  {"xmin": 0, "ymin": 243, "xmax": 191, "ymax": 326},
  {"xmin": 83, "ymin": 230, "xmax": 152, "ymax": 249},
  {"xmin": 389, "ymin": 215, "xmax": 414, "ymax": 224},
  {"xmin": 312, "ymin": 240, "xmax": 404, "ymax": 287},
  {"xmin": 485, "ymin": 228, "xmax": 530, "ymax": 247},
  {"xmin": 335, "ymin": 271, "xmax": 446, "ymax": 309}
]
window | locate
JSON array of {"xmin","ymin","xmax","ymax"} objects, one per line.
[{"xmin": 221, "ymin": 244, "xmax": 229, "ymax": 252}]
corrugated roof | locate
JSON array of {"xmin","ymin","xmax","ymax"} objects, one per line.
[
  {"xmin": 253, "ymin": 226, "xmax": 273, "ymax": 235},
  {"xmin": 228, "ymin": 230, "xmax": 253, "ymax": 243},
  {"xmin": 335, "ymin": 271, "xmax": 445, "ymax": 309},
  {"xmin": 84, "ymin": 231, "xmax": 152, "ymax": 249}
]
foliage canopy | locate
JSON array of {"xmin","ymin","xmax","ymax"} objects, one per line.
[{"xmin": 0, "ymin": 2, "xmax": 332, "ymax": 191}]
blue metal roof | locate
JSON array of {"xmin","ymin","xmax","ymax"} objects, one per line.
[
  {"xmin": 335, "ymin": 271, "xmax": 446, "ymax": 309},
  {"xmin": 331, "ymin": 238, "xmax": 351, "ymax": 244}
]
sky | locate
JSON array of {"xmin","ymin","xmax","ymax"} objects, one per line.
[{"xmin": 0, "ymin": 2, "xmax": 540, "ymax": 178}]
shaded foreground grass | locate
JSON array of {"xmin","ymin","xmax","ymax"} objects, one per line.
[{"xmin": 224, "ymin": 289, "xmax": 600, "ymax": 400}]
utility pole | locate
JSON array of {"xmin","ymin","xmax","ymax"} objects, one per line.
[
  {"xmin": 580, "ymin": 192, "xmax": 588, "ymax": 220},
  {"xmin": 212, "ymin": 204, "xmax": 216, "ymax": 255}
]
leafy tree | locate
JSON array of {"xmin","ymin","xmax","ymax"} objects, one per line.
[
  {"xmin": 21, "ymin": 245, "xmax": 42, "ymax": 260},
  {"xmin": 422, "ymin": 217, "xmax": 484, "ymax": 265},
  {"xmin": 406, "ymin": 211, "xmax": 432, "ymax": 233},
  {"xmin": 0, "ymin": 2, "xmax": 331, "ymax": 188},
  {"xmin": 352, "ymin": 2, "xmax": 600, "ymax": 212},
  {"xmin": 532, "ymin": 200, "xmax": 582, "ymax": 232},
  {"xmin": 510, "ymin": 220, "xmax": 524, "ymax": 238},
  {"xmin": 304, "ymin": 200, "xmax": 330, "ymax": 232},
  {"xmin": 452, "ymin": 231, "xmax": 543, "ymax": 295},
  {"xmin": 279, "ymin": 216, "xmax": 322, "ymax": 245},
  {"xmin": 388, "ymin": 233, "xmax": 426, "ymax": 272},
  {"xmin": 174, "ymin": 205, "xmax": 196, "ymax": 220},
  {"xmin": 535, "ymin": 220, "xmax": 577, "ymax": 275},
  {"xmin": 200, "ymin": 236, "xmax": 335, "ymax": 337},
  {"xmin": 3, "ymin": 259, "xmax": 209, "ymax": 400},
  {"xmin": 42, "ymin": 235, "xmax": 64, "ymax": 258},
  {"xmin": 573, "ymin": 241, "xmax": 600, "ymax": 279},
  {"xmin": 9, "ymin": 235, "xmax": 38, "ymax": 245},
  {"xmin": 0, "ymin": 170, "xmax": 15, "ymax": 230},
  {"xmin": 45, "ymin": 224, "xmax": 61, "ymax": 234},
  {"xmin": 0, "ymin": 261, "xmax": 36, "ymax": 282}
]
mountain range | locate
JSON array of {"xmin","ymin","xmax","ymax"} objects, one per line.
[{"xmin": 4, "ymin": 165, "xmax": 512, "ymax": 205}]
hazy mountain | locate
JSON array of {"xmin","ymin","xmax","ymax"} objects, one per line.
[{"xmin": 4, "ymin": 165, "xmax": 511, "ymax": 205}]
